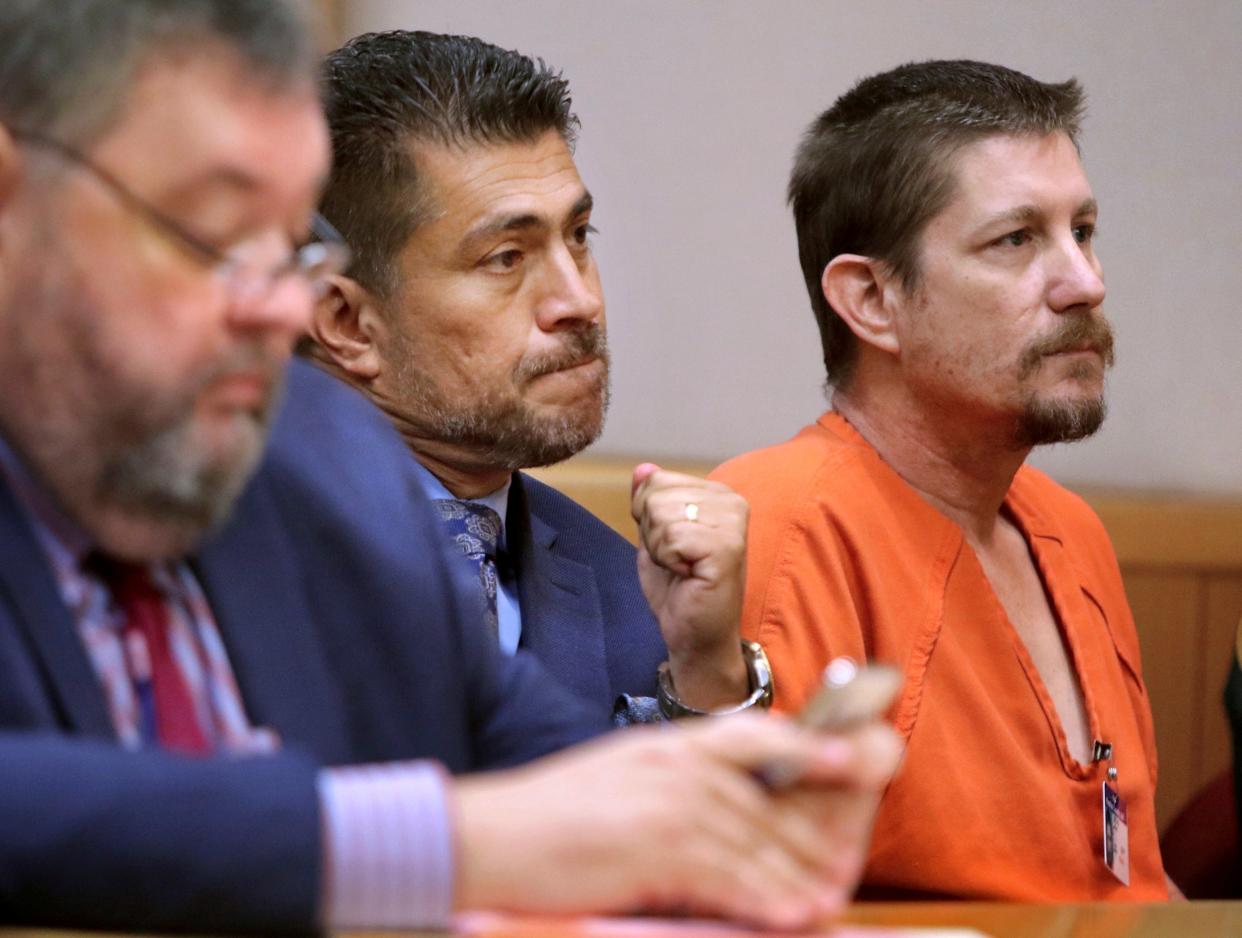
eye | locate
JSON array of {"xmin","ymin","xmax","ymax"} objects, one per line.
[
  {"xmin": 994, "ymin": 230, "xmax": 1030, "ymax": 248},
  {"xmin": 482, "ymin": 248, "xmax": 523, "ymax": 271},
  {"xmin": 570, "ymin": 222, "xmax": 598, "ymax": 249},
  {"xmin": 168, "ymin": 221, "xmax": 234, "ymax": 265},
  {"xmin": 1072, "ymin": 222, "xmax": 1096, "ymax": 245}
]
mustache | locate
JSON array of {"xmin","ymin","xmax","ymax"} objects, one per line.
[
  {"xmin": 515, "ymin": 325, "xmax": 609, "ymax": 382},
  {"xmin": 195, "ymin": 342, "xmax": 285, "ymax": 390},
  {"xmin": 1017, "ymin": 314, "xmax": 1115, "ymax": 378},
  {"xmin": 148, "ymin": 342, "xmax": 287, "ymax": 431}
]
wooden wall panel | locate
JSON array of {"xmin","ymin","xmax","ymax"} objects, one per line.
[
  {"xmin": 530, "ymin": 458, "xmax": 710, "ymax": 545},
  {"xmin": 1123, "ymin": 572, "xmax": 1203, "ymax": 830},
  {"xmin": 1204, "ymin": 581, "xmax": 1242, "ymax": 782},
  {"xmin": 1091, "ymin": 497, "xmax": 1242, "ymax": 571}
]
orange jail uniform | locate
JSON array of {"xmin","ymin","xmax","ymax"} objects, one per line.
[{"xmin": 712, "ymin": 412, "xmax": 1167, "ymax": 901}]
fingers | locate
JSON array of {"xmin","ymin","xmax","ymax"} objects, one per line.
[
  {"xmin": 633, "ymin": 470, "xmax": 750, "ymax": 706},
  {"xmin": 631, "ymin": 461, "xmax": 659, "ymax": 496},
  {"xmin": 678, "ymin": 731, "xmax": 830, "ymax": 874},
  {"xmin": 684, "ymin": 712, "xmax": 903, "ymax": 793},
  {"xmin": 630, "ymin": 465, "xmax": 742, "ymax": 530},
  {"xmin": 659, "ymin": 722, "xmax": 882, "ymax": 929},
  {"xmin": 666, "ymin": 835, "xmax": 841, "ymax": 931},
  {"xmin": 796, "ymin": 722, "xmax": 905, "ymax": 791},
  {"xmin": 789, "ymin": 787, "xmax": 883, "ymax": 890},
  {"xmin": 683, "ymin": 715, "xmax": 899, "ymax": 912},
  {"xmin": 453, "ymin": 719, "xmax": 890, "ymax": 931},
  {"xmin": 630, "ymin": 466, "xmax": 748, "ymax": 578},
  {"xmin": 633, "ymin": 728, "xmax": 858, "ymax": 930},
  {"xmin": 682, "ymin": 717, "xmax": 897, "ymax": 922}
]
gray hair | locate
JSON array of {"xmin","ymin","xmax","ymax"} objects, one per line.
[{"xmin": 0, "ymin": 0, "xmax": 317, "ymax": 146}]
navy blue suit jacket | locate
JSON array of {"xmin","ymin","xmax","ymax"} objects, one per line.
[
  {"xmin": 0, "ymin": 363, "xmax": 606, "ymax": 934},
  {"xmin": 506, "ymin": 473, "xmax": 667, "ymax": 716}
]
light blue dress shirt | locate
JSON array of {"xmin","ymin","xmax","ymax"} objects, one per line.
[{"xmin": 412, "ymin": 461, "xmax": 523, "ymax": 655}]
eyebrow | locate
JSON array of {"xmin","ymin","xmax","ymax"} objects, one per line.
[
  {"xmin": 165, "ymin": 167, "xmax": 262, "ymax": 202},
  {"xmin": 463, "ymin": 190, "xmax": 594, "ymax": 245},
  {"xmin": 980, "ymin": 197, "xmax": 1099, "ymax": 231},
  {"xmin": 167, "ymin": 167, "xmax": 330, "ymax": 238},
  {"xmin": 1074, "ymin": 197, "xmax": 1098, "ymax": 218}
]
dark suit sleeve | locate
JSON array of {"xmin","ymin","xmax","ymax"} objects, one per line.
[
  {"xmin": 463, "ymin": 632, "xmax": 610, "ymax": 771},
  {"xmin": 0, "ymin": 733, "xmax": 321, "ymax": 935},
  {"xmin": 512, "ymin": 475, "xmax": 667, "ymax": 709}
]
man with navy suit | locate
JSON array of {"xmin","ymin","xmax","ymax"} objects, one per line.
[
  {"xmin": 308, "ymin": 30, "xmax": 761, "ymax": 718},
  {"xmin": 0, "ymin": 1, "xmax": 900, "ymax": 933}
]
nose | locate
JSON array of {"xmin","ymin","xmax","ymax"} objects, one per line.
[
  {"xmin": 1047, "ymin": 233, "xmax": 1106, "ymax": 314},
  {"xmin": 533, "ymin": 245, "xmax": 604, "ymax": 332},
  {"xmin": 224, "ymin": 274, "xmax": 314, "ymax": 347}
]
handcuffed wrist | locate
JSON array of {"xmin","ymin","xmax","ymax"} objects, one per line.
[{"xmin": 657, "ymin": 639, "xmax": 774, "ymax": 719}]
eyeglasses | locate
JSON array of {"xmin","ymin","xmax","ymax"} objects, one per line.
[{"xmin": 11, "ymin": 129, "xmax": 350, "ymax": 299}]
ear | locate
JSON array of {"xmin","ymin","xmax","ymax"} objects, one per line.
[
  {"xmin": 0, "ymin": 124, "xmax": 24, "ymax": 212},
  {"xmin": 308, "ymin": 274, "xmax": 386, "ymax": 382},
  {"xmin": 0, "ymin": 126, "xmax": 29, "ymax": 283},
  {"xmin": 821, "ymin": 254, "xmax": 902, "ymax": 356}
]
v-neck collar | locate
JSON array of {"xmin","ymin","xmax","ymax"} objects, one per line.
[
  {"xmin": 819, "ymin": 410, "xmax": 1104, "ymax": 775},
  {"xmin": 989, "ymin": 477, "xmax": 1104, "ymax": 778}
]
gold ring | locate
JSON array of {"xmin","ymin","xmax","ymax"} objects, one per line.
[{"xmin": 684, "ymin": 502, "xmax": 700, "ymax": 523}]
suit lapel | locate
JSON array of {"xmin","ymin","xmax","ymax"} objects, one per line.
[
  {"xmin": 509, "ymin": 475, "xmax": 612, "ymax": 709},
  {"xmin": 194, "ymin": 483, "xmax": 351, "ymax": 762},
  {"xmin": 0, "ymin": 478, "xmax": 115, "ymax": 739}
]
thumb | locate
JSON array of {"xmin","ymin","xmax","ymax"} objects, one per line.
[
  {"xmin": 632, "ymin": 461, "xmax": 660, "ymax": 496},
  {"xmin": 686, "ymin": 713, "xmax": 902, "ymax": 791}
]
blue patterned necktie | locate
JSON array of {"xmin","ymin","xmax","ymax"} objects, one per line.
[{"xmin": 431, "ymin": 499, "xmax": 503, "ymax": 638}]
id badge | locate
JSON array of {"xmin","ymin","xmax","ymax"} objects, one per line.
[{"xmin": 1103, "ymin": 781, "xmax": 1130, "ymax": 885}]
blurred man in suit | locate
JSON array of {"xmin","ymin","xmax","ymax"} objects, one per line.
[
  {"xmin": 307, "ymin": 30, "xmax": 759, "ymax": 721},
  {"xmin": 0, "ymin": 2, "xmax": 899, "ymax": 932}
]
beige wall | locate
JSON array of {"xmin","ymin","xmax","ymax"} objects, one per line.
[{"xmin": 342, "ymin": 0, "xmax": 1242, "ymax": 494}]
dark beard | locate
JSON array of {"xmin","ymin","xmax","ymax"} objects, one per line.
[
  {"xmin": 1013, "ymin": 394, "xmax": 1107, "ymax": 448},
  {"xmin": 97, "ymin": 372, "xmax": 282, "ymax": 530},
  {"xmin": 390, "ymin": 324, "xmax": 610, "ymax": 470},
  {"xmin": 1011, "ymin": 311, "xmax": 1114, "ymax": 448},
  {"xmin": 2, "ymin": 225, "xmax": 283, "ymax": 541}
]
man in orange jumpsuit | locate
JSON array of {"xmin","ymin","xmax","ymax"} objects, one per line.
[{"xmin": 713, "ymin": 60, "xmax": 1175, "ymax": 901}]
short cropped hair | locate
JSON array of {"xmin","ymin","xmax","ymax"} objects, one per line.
[
  {"xmin": 789, "ymin": 59, "xmax": 1085, "ymax": 386},
  {"xmin": 320, "ymin": 30, "xmax": 579, "ymax": 296},
  {"xmin": 0, "ymin": 0, "xmax": 316, "ymax": 147}
]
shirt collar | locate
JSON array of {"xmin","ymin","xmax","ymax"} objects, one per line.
[
  {"xmin": 0, "ymin": 431, "xmax": 94, "ymax": 564},
  {"xmin": 411, "ymin": 458, "xmax": 512, "ymax": 549}
]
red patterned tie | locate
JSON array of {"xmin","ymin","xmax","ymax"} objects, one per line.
[{"xmin": 97, "ymin": 560, "xmax": 212, "ymax": 755}]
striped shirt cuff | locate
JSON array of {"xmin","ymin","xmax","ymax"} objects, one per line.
[{"xmin": 318, "ymin": 761, "xmax": 454, "ymax": 929}]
